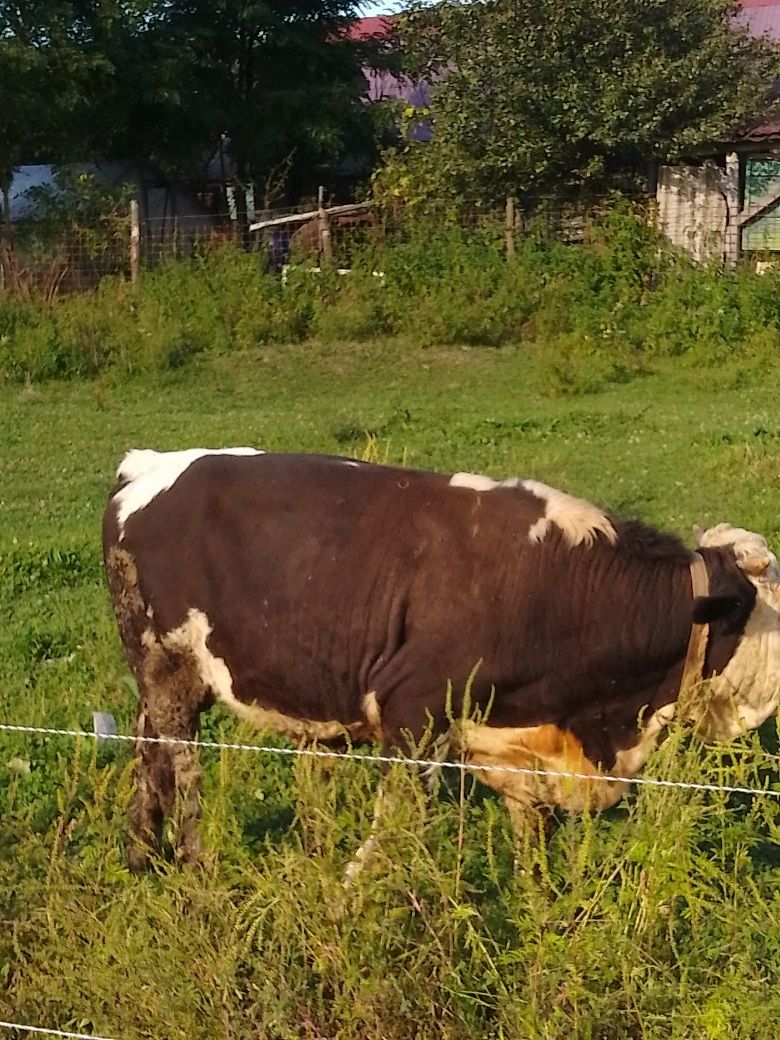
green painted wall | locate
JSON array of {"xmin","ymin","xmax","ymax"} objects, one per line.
[{"xmin": 743, "ymin": 156, "xmax": 780, "ymax": 252}]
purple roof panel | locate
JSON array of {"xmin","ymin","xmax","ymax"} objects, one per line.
[{"xmin": 735, "ymin": 4, "xmax": 780, "ymax": 39}]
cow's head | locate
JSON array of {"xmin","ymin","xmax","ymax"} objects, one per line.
[
  {"xmin": 691, "ymin": 522, "xmax": 780, "ymax": 740},
  {"xmin": 693, "ymin": 522, "xmax": 780, "ymax": 583}
]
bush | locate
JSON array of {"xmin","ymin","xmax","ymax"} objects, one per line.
[{"xmin": 4, "ymin": 204, "xmax": 780, "ymax": 388}]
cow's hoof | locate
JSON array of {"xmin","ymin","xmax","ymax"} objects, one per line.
[
  {"xmin": 127, "ymin": 843, "xmax": 153, "ymax": 873},
  {"xmin": 175, "ymin": 832, "xmax": 203, "ymax": 866}
]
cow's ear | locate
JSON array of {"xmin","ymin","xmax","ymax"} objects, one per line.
[
  {"xmin": 692, "ymin": 589, "xmax": 753, "ymax": 633},
  {"xmin": 737, "ymin": 553, "xmax": 772, "ymax": 578},
  {"xmin": 692, "ymin": 523, "xmax": 705, "ymax": 546}
]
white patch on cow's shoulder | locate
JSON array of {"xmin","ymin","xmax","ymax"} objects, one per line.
[
  {"xmin": 521, "ymin": 479, "xmax": 616, "ymax": 548},
  {"xmin": 343, "ymin": 460, "xmax": 360, "ymax": 468},
  {"xmin": 161, "ymin": 607, "xmax": 365, "ymax": 743},
  {"xmin": 113, "ymin": 447, "xmax": 263, "ymax": 539}
]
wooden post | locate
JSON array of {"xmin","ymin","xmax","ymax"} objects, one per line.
[
  {"xmin": 723, "ymin": 151, "xmax": 741, "ymax": 269},
  {"xmin": 129, "ymin": 199, "xmax": 140, "ymax": 283},
  {"xmin": 318, "ymin": 185, "xmax": 333, "ymax": 262},
  {"xmin": 505, "ymin": 194, "xmax": 517, "ymax": 261}
]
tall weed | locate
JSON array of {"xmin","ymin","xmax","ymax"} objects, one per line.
[
  {"xmin": 3, "ymin": 206, "xmax": 780, "ymax": 389},
  {"xmin": 1, "ymin": 724, "xmax": 778, "ymax": 1039}
]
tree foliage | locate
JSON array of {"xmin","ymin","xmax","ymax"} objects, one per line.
[
  {"xmin": 113, "ymin": 0, "xmax": 381, "ymax": 198},
  {"xmin": 0, "ymin": 1, "xmax": 111, "ymax": 198},
  {"xmin": 391, "ymin": 0, "xmax": 780, "ymax": 200},
  {"xmin": 0, "ymin": 0, "xmax": 384, "ymax": 208}
]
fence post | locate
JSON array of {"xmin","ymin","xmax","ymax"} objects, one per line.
[
  {"xmin": 505, "ymin": 194, "xmax": 516, "ymax": 261},
  {"xmin": 723, "ymin": 151, "xmax": 741, "ymax": 269},
  {"xmin": 318, "ymin": 185, "xmax": 333, "ymax": 262},
  {"xmin": 129, "ymin": 199, "xmax": 140, "ymax": 283}
]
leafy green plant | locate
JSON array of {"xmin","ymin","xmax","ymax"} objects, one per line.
[
  {"xmin": 5, "ymin": 202, "xmax": 780, "ymax": 390},
  {"xmin": 2, "ymin": 333, "xmax": 780, "ymax": 1038}
]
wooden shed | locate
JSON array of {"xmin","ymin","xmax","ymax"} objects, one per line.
[
  {"xmin": 656, "ymin": 0, "xmax": 780, "ymax": 265},
  {"xmin": 656, "ymin": 119, "xmax": 780, "ymax": 267}
]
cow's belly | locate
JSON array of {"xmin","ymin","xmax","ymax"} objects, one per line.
[
  {"xmin": 156, "ymin": 606, "xmax": 371, "ymax": 744},
  {"xmin": 458, "ymin": 708, "xmax": 673, "ymax": 812},
  {"xmin": 460, "ymin": 720, "xmax": 627, "ymax": 811}
]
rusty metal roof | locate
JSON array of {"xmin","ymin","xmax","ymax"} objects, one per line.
[
  {"xmin": 738, "ymin": 118, "xmax": 780, "ymax": 141},
  {"xmin": 346, "ymin": 16, "xmax": 394, "ymax": 40},
  {"xmin": 735, "ymin": 4, "xmax": 780, "ymax": 38}
]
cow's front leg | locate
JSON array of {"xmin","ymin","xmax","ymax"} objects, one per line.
[
  {"xmin": 504, "ymin": 795, "xmax": 557, "ymax": 877},
  {"xmin": 343, "ymin": 781, "xmax": 386, "ymax": 888}
]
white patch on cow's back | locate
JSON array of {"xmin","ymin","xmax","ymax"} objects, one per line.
[
  {"xmin": 159, "ymin": 607, "xmax": 366, "ymax": 743},
  {"xmin": 450, "ymin": 472, "xmax": 501, "ymax": 492},
  {"xmin": 521, "ymin": 479, "xmax": 616, "ymax": 548},
  {"xmin": 527, "ymin": 517, "xmax": 550, "ymax": 544},
  {"xmin": 113, "ymin": 447, "xmax": 263, "ymax": 539},
  {"xmin": 449, "ymin": 472, "xmax": 614, "ymax": 548}
]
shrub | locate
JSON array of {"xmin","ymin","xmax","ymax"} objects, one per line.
[{"xmin": 4, "ymin": 203, "xmax": 780, "ymax": 390}]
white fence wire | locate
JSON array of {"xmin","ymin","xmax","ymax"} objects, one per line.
[
  {"xmin": 1, "ymin": 716, "xmax": 777, "ymax": 1039},
  {"xmin": 1, "ymin": 722, "xmax": 778, "ymax": 800},
  {"xmin": 0, "ymin": 1022, "xmax": 116, "ymax": 1040}
]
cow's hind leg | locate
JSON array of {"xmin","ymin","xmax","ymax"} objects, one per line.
[
  {"xmin": 505, "ymin": 796, "xmax": 557, "ymax": 877},
  {"xmin": 129, "ymin": 638, "xmax": 207, "ymax": 870},
  {"xmin": 128, "ymin": 704, "xmax": 166, "ymax": 871}
]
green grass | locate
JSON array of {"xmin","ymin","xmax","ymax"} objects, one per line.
[{"xmin": 1, "ymin": 339, "xmax": 780, "ymax": 1038}]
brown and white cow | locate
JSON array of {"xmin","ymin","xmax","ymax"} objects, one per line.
[{"xmin": 102, "ymin": 448, "xmax": 780, "ymax": 870}]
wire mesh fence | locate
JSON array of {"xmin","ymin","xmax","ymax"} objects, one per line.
[{"xmin": 4, "ymin": 188, "xmax": 780, "ymax": 297}]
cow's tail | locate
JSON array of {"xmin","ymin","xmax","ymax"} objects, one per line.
[{"xmin": 103, "ymin": 543, "xmax": 150, "ymax": 680}]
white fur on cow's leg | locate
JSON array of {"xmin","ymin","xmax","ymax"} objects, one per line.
[
  {"xmin": 343, "ymin": 785, "xmax": 386, "ymax": 888},
  {"xmin": 419, "ymin": 731, "xmax": 452, "ymax": 796}
]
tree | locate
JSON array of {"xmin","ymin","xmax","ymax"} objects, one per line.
[
  {"xmin": 0, "ymin": 1, "xmax": 112, "ymax": 284},
  {"xmin": 393, "ymin": 0, "xmax": 780, "ymax": 200},
  {"xmin": 1, "ymin": 1, "xmax": 388, "ymax": 230},
  {"xmin": 131, "ymin": 0, "xmax": 382, "ymax": 211}
]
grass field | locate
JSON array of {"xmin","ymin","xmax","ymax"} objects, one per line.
[{"xmin": 1, "ymin": 338, "xmax": 780, "ymax": 1039}]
